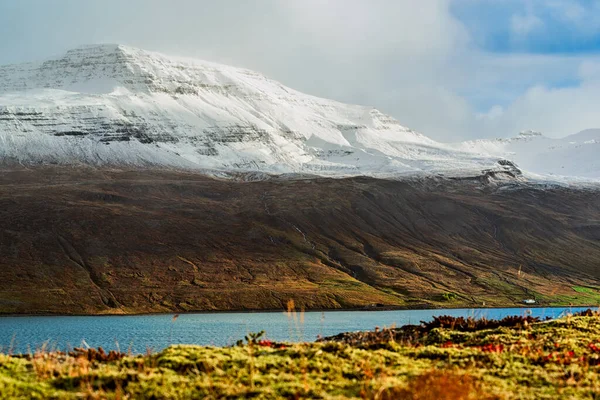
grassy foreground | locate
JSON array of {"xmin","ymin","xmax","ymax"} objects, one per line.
[{"xmin": 3, "ymin": 315, "xmax": 600, "ymax": 399}]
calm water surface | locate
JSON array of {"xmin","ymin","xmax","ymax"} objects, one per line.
[{"xmin": 0, "ymin": 307, "xmax": 587, "ymax": 354}]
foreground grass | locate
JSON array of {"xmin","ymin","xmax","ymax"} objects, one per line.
[{"xmin": 3, "ymin": 316, "xmax": 600, "ymax": 399}]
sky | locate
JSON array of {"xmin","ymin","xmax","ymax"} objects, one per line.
[{"xmin": 1, "ymin": 0, "xmax": 600, "ymax": 141}]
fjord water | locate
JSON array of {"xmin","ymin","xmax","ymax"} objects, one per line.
[{"xmin": 0, "ymin": 307, "xmax": 587, "ymax": 354}]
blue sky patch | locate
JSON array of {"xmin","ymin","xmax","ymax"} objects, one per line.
[{"xmin": 451, "ymin": 0, "xmax": 600, "ymax": 54}]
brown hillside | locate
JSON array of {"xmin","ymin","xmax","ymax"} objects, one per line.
[{"xmin": 1, "ymin": 167, "xmax": 599, "ymax": 314}]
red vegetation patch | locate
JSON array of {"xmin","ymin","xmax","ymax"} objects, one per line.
[
  {"xmin": 256, "ymin": 340, "xmax": 287, "ymax": 349},
  {"xmin": 588, "ymin": 343, "xmax": 600, "ymax": 353},
  {"xmin": 377, "ymin": 370, "xmax": 498, "ymax": 400},
  {"xmin": 479, "ymin": 343, "xmax": 504, "ymax": 353}
]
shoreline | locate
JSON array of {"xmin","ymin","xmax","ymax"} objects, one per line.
[{"xmin": 0, "ymin": 303, "xmax": 593, "ymax": 318}]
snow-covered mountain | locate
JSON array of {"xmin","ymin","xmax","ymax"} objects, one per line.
[
  {"xmin": 1, "ymin": 44, "xmax": 597, "ymax": 181},
  {"xmin": 456, "ymin": 129, "xmax": 600, "ymax": 180},
  {"xmin": 0, "ymin": 44, "xmax": 511, "ymax": 177}
]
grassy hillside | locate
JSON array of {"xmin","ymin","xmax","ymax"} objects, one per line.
[
  {"xmin": 1, "ymin": 167, "xmax": 600, "ymax": 314},
  {"xmin": 3, "ymin": 314, "xmax": 600, "ymax": 398}
]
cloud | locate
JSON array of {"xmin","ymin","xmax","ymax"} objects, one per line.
[
  {"xmin": 491, "ymin": 80, "xmax": 600, "ymax": 137},
  {"xmin": 579, "ymin": 60, "xmax": 600, "ymax": 81},
  {"xmin": 546, "ymin": 1, "xmax": 587, "ymax": 23},
  {"xmin": 510, "ymin": 13, "xmax": 544, "ymax": 36},
  {"xmin": 477, "ymin": 105, "xmax": 504, "ymax": 120}
]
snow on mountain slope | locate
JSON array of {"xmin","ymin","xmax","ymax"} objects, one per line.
[
  {"xmin": 456, "ymin": 130, "xmax": 600, "ymax": 179},
  {"xmin": 0, "ymin": 44, "xmax": 511, "ymax": 177}
]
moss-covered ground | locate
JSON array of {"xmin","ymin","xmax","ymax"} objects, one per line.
[{"xmin": 3, "ymin": 315, "xmax": 600, "ymax": 399}]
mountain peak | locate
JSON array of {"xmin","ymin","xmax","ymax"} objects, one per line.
[
  {"xmin": 66, "ymin": 43, "xmax": 127, "ymax": 53},
  {"xmin": 0, "ymin": 45, "xmax": 514, "ymax": 177},
  {"xmin": 62, "ymin": 44, "xmax": 171, "ymax": 65},
  {"xmin": 0, "ymin": 44, "xmax": 249, "ymax": 95},
  {"xmin": 59, "ymin": 43, "xmax": 140, "ymax": 63}
]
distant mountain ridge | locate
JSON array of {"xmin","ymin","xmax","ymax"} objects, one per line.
[{"xmin": 457, "ymin": 129, "xmax": 600, "ymax": 179}]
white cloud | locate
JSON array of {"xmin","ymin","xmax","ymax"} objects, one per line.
[
  {"xmin": 510, "ymin": 13, "xmax": 544, "ymax": 36},
  {"xmin": 547, "ymin": 1, "xmax": 586, "ymax": 22},
  {"xmin": 493, "ymin": 81, "xmax": 600, "ymax": 137},
  {"xmin": 243, "ymin": 0, "xmax": 600, "ymax": 140},
  {"xmin": 579, "ymin": 61, "xmax": 600, "ymax": 81},
  {"xmin": 536, "ymin": 0, "xmax": 600, "ymax": 36},
  {"xmin": 271, "ymin": 0, "xmax": 600, "ymax": 140},
  {"xmin": 477, "ymin": 105, "xmax": 504, "ymax": 120}
]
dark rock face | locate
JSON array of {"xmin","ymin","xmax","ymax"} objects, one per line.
[{"xmin": 0, "ymin": 167, "xmax": 599, "ymax": 315}]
